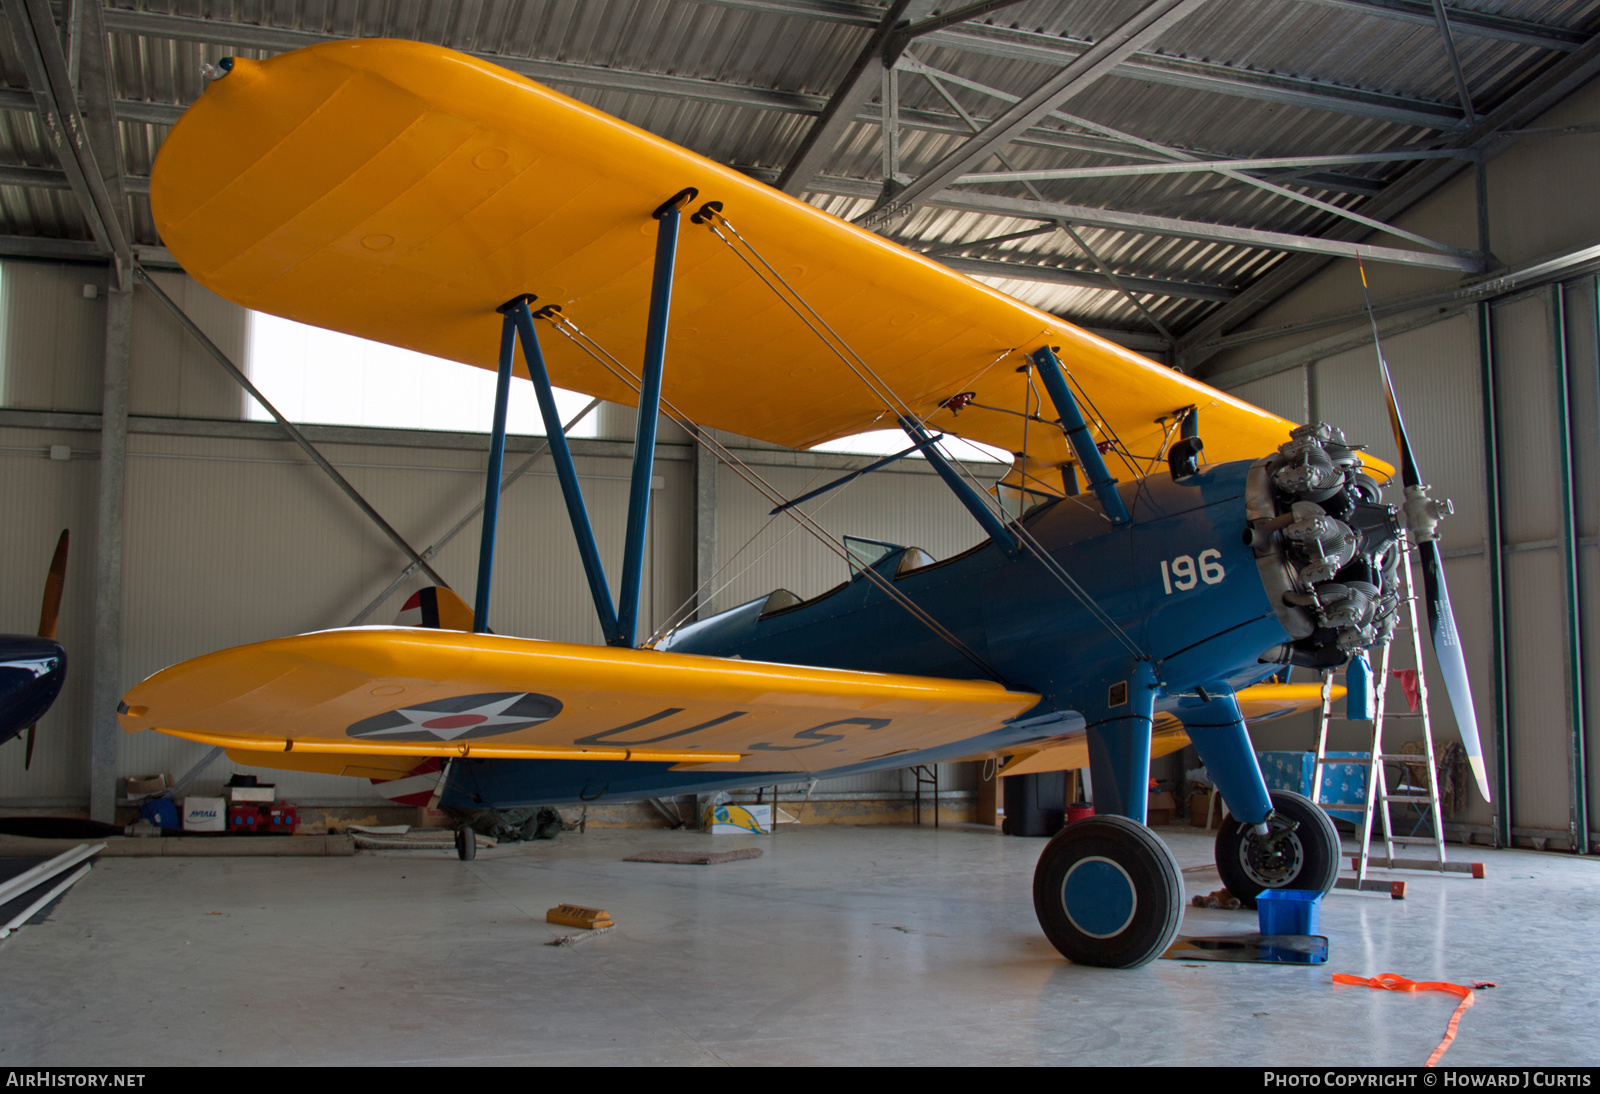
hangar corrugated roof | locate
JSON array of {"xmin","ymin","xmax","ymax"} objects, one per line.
[{"xmin": 2, "ymin": 0, "xmax": 1598, "ymax": 352}]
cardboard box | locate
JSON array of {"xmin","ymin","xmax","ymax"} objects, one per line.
[
  {"xmin": 1147, "ymin": 790, "xmax": 1176, "ymax": 826},
  {"xmin": 1188, "ymin": 789, "xmax": 1213, "ymax": 827},
  {"xmin": 227, "ymin": 785, "xmax": 275, "ymax": 803},
  {"xmin": 704, "ymin": 802, "xmax": 771, "ymax": 835},
  {"xmin": 182, "ymin": 797, "xmax": 226, "ymax": 832},
  {"xmin": 125, "ymin": 773, "xmax": 172, "ymax": 796}
]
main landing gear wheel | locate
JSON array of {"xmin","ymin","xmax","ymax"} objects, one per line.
[
  {"xmin": 1032, "ymin": 815, "xmax": 1183, "ymax": 969},
  {"xmin": 455, "ymin": 825, "xmax": 477, "ymax": 861},
  {"xmin": 1215, "ymin": 789, "xmax": 1339, "ymax": 907}
]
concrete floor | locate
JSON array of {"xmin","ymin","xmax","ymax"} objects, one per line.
[{"xmin": 1, "ymin": 824, "xmax": 1595, "ymax": 1067}]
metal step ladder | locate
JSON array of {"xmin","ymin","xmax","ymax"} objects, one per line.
[{"xmin": 1311, "ymin": 547, "xmax": 1483, "ymax": 898}]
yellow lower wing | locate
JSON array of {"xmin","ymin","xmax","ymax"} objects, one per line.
[
  {"xmin": 954, "ymin": 682, "xmax": 1337, "ymax": 777},
  {"xmin": 119, "ymin": 628, "xmax": 1039, "ymax": 774}
]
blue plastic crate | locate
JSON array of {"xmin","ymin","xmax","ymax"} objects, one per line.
[
  {"xmin": 1257, "ymin": 888, "xmax": 1323, "ymax": 936},
  {"xmin": 138, "ymin": 797, "xmax": 179, "ymax": 830}
]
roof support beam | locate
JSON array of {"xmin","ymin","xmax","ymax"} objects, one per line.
[
  {"xmin": 1293, "ymin": 0, "xmax": 1585, "ymax": 52},
  {"xmin": 775, "ymin": 0, "xmax": 925, "ymax": 195},
  {"xmin": 99, "ymin": 9, "xmax": 826, "ymax": 117},
  {"xmin": 885, "ymin": 0, "xmax": 1033, "ymax": 50},
  {"xmin": 1432, "ymin": 0, "xmax": 1479, "ymax": 125},
  {"xmin": 1198, "ymin": 235, "xmax": 1600, "ymax": 369},
  {"xmin": 5, "ymin": 0, "xmax": 132, "ymax": 284},
  {"xmin": 938, "ymin": 255, "xmax": 1236, "ymax": 301},
  {"xmin": 72, "ymin": 0, "xmax": 129, "ymax": 245},
  {"xmin": 902, "ymin": 55, "xmax": 1470, "ymax": 258},
  {"xmin": 919, "ymin": 24, "xmax": 1466, "ymax": 129},
  {"xmin": 1182, "ymin": 24, "xmax": 1600, "ymax": 373},
  {"xmin": 923, "ymin": 189, "xmax": 1483, "ymax": 271},
  {"xmin": 0, "ymin": 234, "xmax": 177, "ymax": 266},
  {"xmin": 957, "ymin": 149, "xmax": 1469, "ymax": 183},
  {"xmin": 97, "ymin": 6, "xmax": 1467, "ymax": 140},
  {"xmin": 859, "ymin": 0, "xmax": 1210, "ymax": 231},
  {"xmin": 910, "ymin": 59, "xmax": 1179, "ymax": 337},
  {"xmin": 691, "ymin": 0, "xmax": 1591, "ymax": 51}
]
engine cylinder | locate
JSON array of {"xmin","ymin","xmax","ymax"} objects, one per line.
[{"xmin": 1246, "ymin": 423, "xmax": 1404, "ymax": 669}]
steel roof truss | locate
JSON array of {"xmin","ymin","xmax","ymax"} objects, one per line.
[{"xmin": 4, "ymin": 0, "xmax": 131, "ymax": 281}]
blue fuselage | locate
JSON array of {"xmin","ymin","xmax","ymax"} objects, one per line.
[{"xmin": 442, "ymin": 458, "xmax": 1290, "ymax": 809}]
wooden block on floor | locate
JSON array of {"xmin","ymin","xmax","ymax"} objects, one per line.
[{"xmin": 547, "ymin": 904, "xmax": 614, "ymax": 929}]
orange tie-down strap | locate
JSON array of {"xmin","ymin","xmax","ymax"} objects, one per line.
[{"xmin": 1334, "ymin": 973, "xmax": 1497, "ymax": 1067}]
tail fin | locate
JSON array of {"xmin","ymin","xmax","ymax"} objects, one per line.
[
  {"xmin": 370, "ymin": 757, "xmax": 445, "ymax": 807},
  {"xmin": 394, "ymin": 586, "xmax": 478, "ymax": 632}
]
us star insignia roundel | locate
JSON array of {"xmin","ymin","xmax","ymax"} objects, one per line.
[{"xmin": 346, "ymin": 692, "xmax": 562, "ymax": 742}]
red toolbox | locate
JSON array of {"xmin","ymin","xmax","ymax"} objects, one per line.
[
  {"xmin": 227, "ymin": 804, "xmax": 267, "ymax": 833},
  {"xmin": 266, "ymin": 804, "xmax": 299, "ymax": 834}
]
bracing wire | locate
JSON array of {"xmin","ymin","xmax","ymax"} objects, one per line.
[
  {"xmin": 700, "ymin": 211, "xmax": 1148, "ymax": 662},
  {"xmin": 643, "ymin": 442, "xmax": 864, "ymax": 648},
  {"xmin": 537, "ymin": 311, "xmax": 1009, "ymax": 683}
]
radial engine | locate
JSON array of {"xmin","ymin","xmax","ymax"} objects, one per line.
[{"xmin": 1245, "ymin": 422, "xmax": 1445, "ymax": 669}]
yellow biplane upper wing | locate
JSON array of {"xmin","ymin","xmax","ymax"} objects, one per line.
[
  {"xmin": 117, "ymin": 628, "xmax": 1040, "ymax": 775},
  {"xmin": 150, "ymin": 38, "xmax": 1300, "ymax": 482}
]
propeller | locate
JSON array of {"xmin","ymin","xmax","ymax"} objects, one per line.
[
  {"xmin": 1360, "ymin": 265, "xmax": 1490, "ymax": 802},
  {"xmin": 24, "ymin": 529, "xmax": 68, "ymax": 771}
]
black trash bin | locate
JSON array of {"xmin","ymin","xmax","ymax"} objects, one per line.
[{"xmin": 1002, "ymin": 771, "xmax": 1067, "ymax": 837}]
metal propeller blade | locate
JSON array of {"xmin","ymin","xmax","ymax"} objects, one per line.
[
  {"xmin": 24, "ymin": 529, "xmax": 68, "ymax": 772},
  {"xmin": 1374, "ymin": 353, "xmax": 1490, "ymax": 802}
]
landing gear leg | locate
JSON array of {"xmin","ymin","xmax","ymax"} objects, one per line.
[
  {"xmin": 1033, "ymin": 663, "xmax": 1181, "ymax": 967},
  {"xmin": 1176, "ymin": 687, "xmax": 1339, "ymax": 907}
]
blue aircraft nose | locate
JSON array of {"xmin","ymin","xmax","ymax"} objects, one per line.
[{"xmin": 0, "ymin": 635, "xmax": 67, "ymax": 745}]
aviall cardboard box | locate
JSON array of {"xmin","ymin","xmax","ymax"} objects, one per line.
[{"xmin": 181, "ymin": 797, "xmax": 226, "ymax": 832}]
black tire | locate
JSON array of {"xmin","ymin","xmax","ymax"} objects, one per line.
[
  {"xmin": 1032, "ymin": 815, "xmax": 1183, "ymax": 969},
  {"xmin": 1215, "ymin": 790, "xmax": 1339, "ymax": 908},
  {"xmin": 455, "ymin": 825, "xmax": 477, "ymax": 861}
]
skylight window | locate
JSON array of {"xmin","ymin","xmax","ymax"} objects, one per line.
[
  {"xmin": 808, "ymin": 428, "xmax": 1010, "ymax": 463},
  {"xmin": 245, "ymin": 312, "xmax": 596, "ymax": 436}
]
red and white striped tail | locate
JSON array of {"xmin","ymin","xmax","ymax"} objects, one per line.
[
  {"xmin": 370, "ymin": 757, "xmax": 445, "ymax": 807},
  {"xmin": 394, "ymin": 586, "xmax": 477, "ymax": 632}
]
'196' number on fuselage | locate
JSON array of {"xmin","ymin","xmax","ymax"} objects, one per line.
[{"xmin": 1161, "ymin": 549, "xmax": 1224, "ymax": 594}]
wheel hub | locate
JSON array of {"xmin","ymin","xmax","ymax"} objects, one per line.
[{"xmin": 1238, "ymin": 819, "xmax": 1304, "ymax": 888}]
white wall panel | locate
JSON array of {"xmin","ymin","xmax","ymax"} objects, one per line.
[
  {"xmin": 1312, "ymin": 314, "xmax": 1485, "ymax": 553},
  {"xmin": 1495, "ymin": 293, "xmax": 1564, "ymax": 543},
  {"xmin": 0, "ymin": 261, "xmax": 108, "ymax": 412},
  {"xmin": 1492, "ymin": 291, "xmax": 1580, "ymax": 838},
  {"xmin": 1504, "ymin": 548, "xmax": 1576, "ymax": 833},
  {"xmin": 130, "ymin": 271, "xmax": 246, "ymax": 421},
  {"xmin": 1224, "ymin": 366, "xmax": 1307, "ymax": 424}
]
